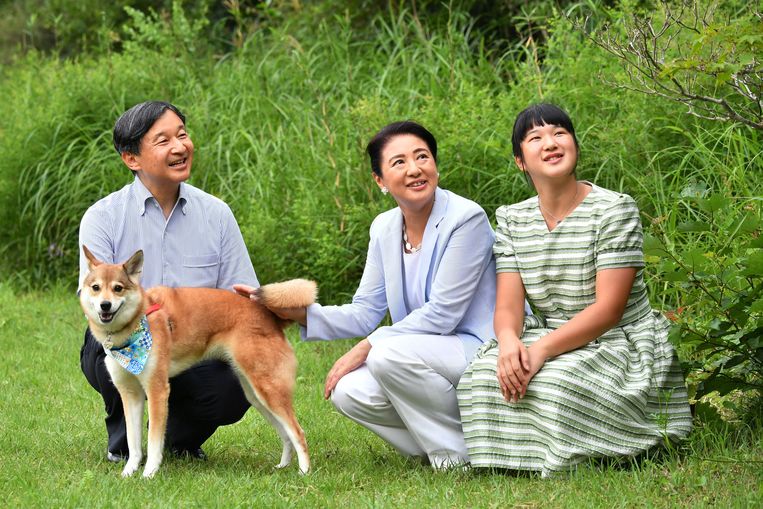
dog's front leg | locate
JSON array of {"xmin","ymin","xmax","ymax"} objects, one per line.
[
  {"xmin": 108, "ymin": 360, "xmax": 145, "ymax": 478},
  {"xmin": 142, "ymin": 375, "xmax": 169, "ymax": 478},
  {"xmin": 121, "ymin": 390, "xmax": 146, "ymax": 477}
]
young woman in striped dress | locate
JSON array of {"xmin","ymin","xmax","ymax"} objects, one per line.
[{"xmin": 457, "ymin": 103, "xmax": 692, "ymax": 476}]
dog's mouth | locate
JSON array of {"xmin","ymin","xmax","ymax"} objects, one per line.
[{"xmin": 98, "ymin": 304, "xmax": 122, "ymax": 324}]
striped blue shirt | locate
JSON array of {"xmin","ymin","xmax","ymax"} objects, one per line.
[{"xmin": 78, "ymin": 176, "xmax": 258, "ymax": 291}]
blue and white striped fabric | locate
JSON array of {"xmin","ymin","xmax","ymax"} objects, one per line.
[{"xmin": 78, "ymin": 176, "xmax": 258, "ymax": 291}]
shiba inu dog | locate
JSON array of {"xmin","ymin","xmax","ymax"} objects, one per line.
[{"xmin": 79, "ymin": 246, "xmax": 315, "ymax": 478}]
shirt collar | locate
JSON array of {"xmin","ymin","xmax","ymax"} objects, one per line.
[
  {"xmin": 132, "ymin": 176, "xmax": 189, "ymax": 216},
  {"xmin": 177, "ymin": 182, "xmax": 189, "ymax": 215}
]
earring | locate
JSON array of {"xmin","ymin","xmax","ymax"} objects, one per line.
[
  {"xmin": 381, "ymin": 187, "xmax": 389, "ymax": 195},
  {"xmin": 436, "ymin": 172, "xmax": 440, "ymax": 177}
]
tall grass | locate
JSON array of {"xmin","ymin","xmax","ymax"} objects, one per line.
[{"xmin": 0, "ymin": 3, "xmax": 760, "ymax": 306}]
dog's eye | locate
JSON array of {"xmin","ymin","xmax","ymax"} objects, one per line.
[
  {"xmin": 114, "ymin": 285, "xmax": 123, "ymax": 293},
  {"xmin": 91, "ymin": 284, "xmax": 100, "ymax": 292}
]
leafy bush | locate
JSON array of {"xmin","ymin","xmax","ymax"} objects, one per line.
[
  {"xmin": 572, "ymin": 0, "xmax": 763, "ymax": 131},
  {"xmin": 646, "ymin": 189, "xmax": 763, "ymax": 401},
  {"xmin": 639, "ymin": 121, "xmax": 763, "ymax": 409}
]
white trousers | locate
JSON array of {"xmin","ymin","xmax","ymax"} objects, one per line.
[{"xmin": 331, "ymin": 334, "xmax": 469, "ymax": 468}]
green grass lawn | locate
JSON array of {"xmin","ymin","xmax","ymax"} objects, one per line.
[{"xmin": 0, "ymin": 283, "xmax": 760, "ymax": 508}]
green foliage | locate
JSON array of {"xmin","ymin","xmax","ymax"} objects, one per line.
[
  {"xmin": 0, "ymin": 0, "xmax": 231, "ymax": 60},
  {"xmin": 122, "ymin": 0, "xmax": 211, "ymax": 57},
  {"xmin": 1, "ymin": 0, "xmax": 763, "ymax": 405},
  {"xmin": 633, "ymin": 120, "xmax": 763, "ymax": 409},
  {"xmin": 645, "ymin": 185, "xmax": 763, "ymax": 401},
  {"xmin": 573, "ymin": 0, "xmax": 763, "ymax": 130}
]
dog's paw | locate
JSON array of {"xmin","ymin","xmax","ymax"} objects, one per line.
[
  {"xmin": 121, "ymin": 461, "xmax": 140, "ymax": 478},
  {"xmin": 142, "ymin": 464, "xmax": 159, "ymax": 479}
]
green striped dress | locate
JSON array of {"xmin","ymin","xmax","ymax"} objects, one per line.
[{"xmin": 457, "ymin": 183, "xmax": 692, "ymax": 476}]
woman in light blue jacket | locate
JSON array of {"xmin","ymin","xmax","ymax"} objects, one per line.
[{"xmin": 238, "ymin": 121, "xmax": 499, "ymax": 468}]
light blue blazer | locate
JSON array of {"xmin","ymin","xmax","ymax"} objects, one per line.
[{"xmin": 302, "ymin": 187, "xmax": 497, "ymax": 360}]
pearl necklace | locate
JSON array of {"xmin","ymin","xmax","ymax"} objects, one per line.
[
  {"xmin": 402, "ymin": 222, "xmax": 422, "ymax": 253},
  {"xmin": 538, "ymin": 184, "xmax": 580, "ymax": 227}
]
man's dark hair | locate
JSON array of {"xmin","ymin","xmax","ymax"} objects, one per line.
[
  {"xmin": 366, "ymin": 121, "xmax": 438, "ymax": 177},
  {"xmin": 113, "ymin": 101, "xmax": 186, "ymax": 155}
]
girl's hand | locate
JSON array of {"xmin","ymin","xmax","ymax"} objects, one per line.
[
  {"xmin": 496, "ymin": 336, "xmax": 530, "ymax": 402},
  {"xmin": 324, "ymin": 339, "xmax": 371, "ymax": 399},
  {"xmin": 519, "ymin": 344, "xmax": 548, "ymax": 397}
]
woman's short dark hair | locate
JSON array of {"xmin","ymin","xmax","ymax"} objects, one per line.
[
  {"xmin": 366, "ymin": 121, "xmax": 438, "ymax": 177},
  {"xmin": 113, "ymin": 101, "xmax": 186, "ymax": 155},
  {"xmin": 511, "ymin": 103, "xmax": 579, "ymax": 164}
]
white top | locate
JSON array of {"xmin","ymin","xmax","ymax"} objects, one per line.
[
  {"xmin": 301, "ymin": 187, "xmax": 500, "ymax": 361},
  {"xmin": 403, "ymin": 248, "xmax": 425, "ymax": 312}
]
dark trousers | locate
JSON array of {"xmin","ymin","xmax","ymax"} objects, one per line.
[{"xmin": 80, "ymin": 328, "xmax": 250, "ymax": 455}]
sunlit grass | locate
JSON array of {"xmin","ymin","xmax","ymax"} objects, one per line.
[{"xmin": 0, "ymin": 285, "xmax": 760, "ymax": 507}]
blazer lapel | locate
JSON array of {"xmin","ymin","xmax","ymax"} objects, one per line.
[
  {"xmin": 379, "ymin": 208, "xmax": 407, "ymax": 322},
  {"xmin": 417, "ymin": 187, "xmax": 448, "ymax": 300}
]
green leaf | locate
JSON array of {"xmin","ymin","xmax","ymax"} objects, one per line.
[
  {"xmin": 663, "ymin": 266, "xmax": 688, "ymax": 282},
  {"xmin": 739, "ymin": 53, "xmax": 755, "ymax": 66},
  {"xmin": 740, "ymin": 326, "xmax": 763, "ymax": 348},
  {"xmin": 669, "ymin": 325, "xmax": 685, "ymax": 347},
  {"xmin": 723, "ymin": 354, "xmax": 748, "ymax": 370},
  {"xmin": 696, "ymin": 194, "xmax": 729, "ymax": 213},
  {"xmin": 677, "ymin": 221, "xmax": 712, "ymax": 232},
  {"xmin": 683, "ymin": 247, "xmax": 711, "ymax": 272},
  {"xmin": 642, "ymin": 233, "xmax": 665, "ymax": 255},
  {"xmin": 677, "ymin": 328, "xmax": 705, "ymax": 347},
  {"xmin": 739, "ymin": 34, "xmax": 763, "ymax": 45},
  {"xmin": 750, "ymin": 298, "xmax": 763, "ymax": 314},
  {"xmin": 741, "ymin": 251, "xmax": 763, "ymax": 276},
  {"xmin": 679, "ymin": 182, "xmax": 708, "ymax": 198},
  {"xmin": 699, "ymin": 372, "xmax": 744, "ymax": 397},
  {"xmin": 715, "ymin": 71, "xmax": 733, "ymax": 85},
  {"xmin": 737, "ymin": 213, "xmax": 760, "ymax": 233},
  {"xmin": 708, "ymin": 318, "xmax": 733, "ymax": 338}
]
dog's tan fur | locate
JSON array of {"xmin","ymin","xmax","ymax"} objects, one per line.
[{"xmin": 79, "ymin": 246, "xmax": 314, "ymax": 478}]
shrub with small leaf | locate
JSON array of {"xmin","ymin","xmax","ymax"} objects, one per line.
[{"xmin": 645, "ymin": 188, "xmax": 763, "ymax": 404}]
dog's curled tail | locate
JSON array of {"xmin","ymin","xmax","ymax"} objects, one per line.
[{"xmin": 255, "ymin": 279, "xmax": 317, "ymax": 309}]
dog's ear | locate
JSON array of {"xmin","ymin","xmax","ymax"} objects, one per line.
[
  {"xmin": 82, "ymin": 245, "xmax": 102, "ymax": 271},
  {"xmin": 123, "ymin": 250, "xmax": 144, "ymax": 283}
]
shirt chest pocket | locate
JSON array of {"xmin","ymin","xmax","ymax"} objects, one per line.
[{"xmin": 182, "ymin": 254, "xmax": 219, "ymax": 288}]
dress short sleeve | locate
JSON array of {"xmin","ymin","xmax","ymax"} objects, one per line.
[
  {"xmin": 494, "ymin": 205, "xmax": 519, "ymax": 273},
  {"xmin": 595, "ymin": 194, "xmax": 645, "ymax": 270}
]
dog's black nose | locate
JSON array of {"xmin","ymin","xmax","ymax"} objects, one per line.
[{"xmin": 100, "ymin": 301, "xmax": 112, "ymax": 311}]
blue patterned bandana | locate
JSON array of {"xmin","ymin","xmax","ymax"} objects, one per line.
[{"xmin": 104, "ymin": 315, "xmax": 154, "ymax": 375}]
